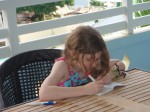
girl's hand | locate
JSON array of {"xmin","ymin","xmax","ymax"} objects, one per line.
[
  {"xmin": 82, "ymin": 80, "xmax": 104, "ymax": 95},
  {"xmin": 101, "ymin": 73, "xmax": 112, "ymax": 84},
  {"xmin": 96, "ymin": 73, "xmax": 112, "ymax": 84}
]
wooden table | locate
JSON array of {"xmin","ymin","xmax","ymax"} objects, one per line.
[{"xmin": 1, "ymin": 68, "xmax": 150, "ymax": 112}]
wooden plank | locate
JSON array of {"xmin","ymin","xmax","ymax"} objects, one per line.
[
  {"xmin": 55, "ymin": 96, "xmax": 101, "ymax": 112},
  {"xmin": 2, "ymin": 104, "xmax": 33, "ymax": 112},
  {"xmin": 106, "ymin": 107, "xmax": 124, "ymax": 112},
  {"xmin": 113, "ymin": 82, "xmax": 150, "ymax": 96},
  {"xmin": 70, "ymin": 101, "xmax": 107, "ymax": 112},
  {"xmin": 2, "ymin": 96, "xmax": 89, "ymax": 112},
  {"xmin": 113, "ymin": 71, "xmax": 148, "ymax": 84},
  {"xmin": 118, "ymin": 109, "xmax": 133, "ymax": 112},
  {"xmin": 121, "ymin": 85, "xmax": 150, "ymax": 97},
  {"xmin": 130, "ymin": 92, "xmax": 150, "ymax": 101},
  {"xmin": 20, "ymin": 105, "xmax": 52, "ymax": 112},
  {"xmin": 112, "ymin": 71, "xmax": 150, "ymax": 94},
  {"xmin": 100, "ymin": 94, "xmax": 150, "ymax": 112},
  {"xmin": 136, "ymin": 95, "xmax": 150, "ymax": 104},
  {"xmin": 94, "ymin": 105, "xmax": 120, "ymax": 112},
  {"xmin": 112, "ymin": 81, "xmax": 150, "ymax": 95},
  {"xmin": 82, "ymin": 102, "xmax": 113, "ymax": 112},
  {"xmin": 38, "ymin": 96, "xmax": 92, "ymax": 112}
]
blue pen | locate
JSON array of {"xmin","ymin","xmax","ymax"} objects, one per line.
[{"xmin": 27, "ymin": 101, "xmax": 56, "ymax": 106}]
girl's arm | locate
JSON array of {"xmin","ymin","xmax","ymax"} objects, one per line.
[
  {"xmin": 109, "ymin": 59, "xmax": 120, "ymax": 68},
  {"xmin": 109, "ymin": 59, "xmax": 126, "ymax": 80},
  {"xmin": 98, "ymin": 59, "xmax": 126, "ymax": 84},
  {"xmin": 39, "ymin": 60, "xmax": 104, "ymax": 101},
  {"xmin": 110, "ymin": 59, "xmax": 125, "ymax": 71}
]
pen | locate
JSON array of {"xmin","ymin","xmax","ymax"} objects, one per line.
[
  {"xmin": 86, "ymin": 72, "xmax": 96, "ymax": 82},
  {"xmin": 27, "ymin": 101, "xmax": 56, "ymax": 106}
]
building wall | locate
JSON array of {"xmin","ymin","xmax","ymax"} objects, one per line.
[
  {"xmin": 107, "ymin": 30, "xmax": 150, "ymax": 71},
  {"xmin": 74, "ymin": 0, "xmax": 90, "ymax": 8}
]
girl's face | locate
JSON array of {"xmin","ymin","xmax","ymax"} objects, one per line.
[{"xmin": 77, "ymin": 52, "xmax": 102, "ymax": 73}]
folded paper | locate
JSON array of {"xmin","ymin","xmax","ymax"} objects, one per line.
[{"xmin": 97, "ymin": 82, "xmax": 127, "ymax": 96}]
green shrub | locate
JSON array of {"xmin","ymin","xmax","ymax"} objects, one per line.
[
  {"xmin": 134, "ymin": 0, "xmax": 150, "ymax": 27},
  {"xmin": 16, "ymin": 0, "xmax": 74, "ymax": 22}
]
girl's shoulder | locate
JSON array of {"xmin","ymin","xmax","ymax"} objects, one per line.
[
  {"xmin": 54, "ymin": 57, "xmax": 70, "ymax": 72},
  {"xmin": 55, "ymin": 57, "xmax": 66, "ymax": 62},
  {"xmin": 49, "ymin": 57, "xmax": 69, "ymax": 84}
]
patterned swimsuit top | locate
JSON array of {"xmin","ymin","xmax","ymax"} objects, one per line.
[{"xmin": 56, "ymin": 57, "xmax": 90, "ymax": 87}]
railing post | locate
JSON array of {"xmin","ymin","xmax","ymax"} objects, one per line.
[
  {"xmin": 122, "ymin": 0, "xmax": 133, "ymax": 34},
  {"xmin": 2, "ymin": 4, "xmax": 20, "ymax": 56}
]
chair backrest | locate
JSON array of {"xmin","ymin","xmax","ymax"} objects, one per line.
[{"xmin": 0, "ymin": 49, "xmax": 61, "ymax": 108}]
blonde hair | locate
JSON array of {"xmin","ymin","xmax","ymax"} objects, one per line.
[{"xmin": 63, "ymin": 26, "xmax": 110, "ymax": 78}]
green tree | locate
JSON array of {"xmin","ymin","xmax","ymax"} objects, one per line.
[
  {"xmin": 134, "ymin": 0, "xmax": 150, "ymax": 26},
  {"xmin": 17, "ymin": 0, "xmax": 74, "ymax": 15},
  {"xmin": 134, "ymin": 0, "xmax": 150, "ymax": 17},
  {"xmin": 16, "ymin": 0, "xmax": 74, "ymax": 21},
  {"xmin": 90, "ymin": 0, "xmax": 104, "ymax": 7},
  {"xmin": 63, "ymin": 0, "xmax": 74, "ymax": 6}
]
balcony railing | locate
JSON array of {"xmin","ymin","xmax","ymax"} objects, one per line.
[{"xmin": 0, "ymin": 0, "xmax": 150, "ymax": 59}]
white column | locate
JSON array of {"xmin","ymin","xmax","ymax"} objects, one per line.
[
  {"xmin": 2, "ymin": 2, "xmax": 20, "ymax": 56},
  {"xmin": 122, "ymin": 0, "xmax": 133, "ymax": 34}
]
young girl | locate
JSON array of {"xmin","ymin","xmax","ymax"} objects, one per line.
[{"xmin": 39, "ymin": 26, "xmax": 126, "ymax": 101}]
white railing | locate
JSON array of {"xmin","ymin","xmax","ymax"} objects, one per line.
[{"xmin": 0, "ymin": 0, "xmax": 150, "ymax": 58}]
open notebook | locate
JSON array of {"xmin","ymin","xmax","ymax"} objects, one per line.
[{"xmin": 97, "ymin": 82, "xmax": 127, "ymax": 96}]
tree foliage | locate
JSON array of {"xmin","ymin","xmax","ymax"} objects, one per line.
[
  {"xmin": 134, "ymin": 0, "xmax": 150, "ymax": 26},
  {"xmin": 134, "ymin": 0, "xmax": 150, "ymax": 17},
  {"xmin": 16, "ymin": 0, "xmax": 74, "ymax": 15},
  {"xmin": 90, "ymin": 0, "xmax": 104, "ymax": 6}
]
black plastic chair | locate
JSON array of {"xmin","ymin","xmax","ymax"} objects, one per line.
[{"xmin": 0, "ymin": 49, "xmax": 61, "ymax": 108}]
